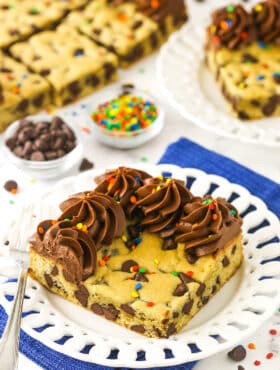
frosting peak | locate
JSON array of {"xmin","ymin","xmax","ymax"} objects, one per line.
[
  {"xmin": 133, "ymin": 176, "xmax": 193, "ymax": 235},
  {"xmin": 59, "ymin": 191, "xmax": 126, "ymax": 246},
  {"xmin": 31, "ymin": 220, "xmax": 97, "ymax": 283},
  {"xmin": 253, "ymin": 0, "xmax": 280, "ymax": 44},
  {"xmin": 94, "ymin": 167, "xmax": 151, "ymax": 216},
  {"xmin": 208, "ymin": 4, "xmax": 256, "ymax": 50},
  {"xmin": 175, "ymin": 197, "xmax": 242, "ymax": 259}
]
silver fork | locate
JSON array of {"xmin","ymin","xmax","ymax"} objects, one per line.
[{"xmin": 0, "ymin": 251, "xmax": 29, "ymax": 369}]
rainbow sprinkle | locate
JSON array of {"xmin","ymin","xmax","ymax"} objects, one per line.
[{"xmin": 91, "ymin": 94, "xmax": 158, "ymax": 133}]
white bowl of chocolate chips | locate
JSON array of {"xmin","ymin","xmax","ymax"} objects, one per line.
[{"xmin": 3, "ymin": 114, "xmax": 83, "ymax": 179}]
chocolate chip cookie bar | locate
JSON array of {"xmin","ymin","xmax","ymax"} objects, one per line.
[
  {"xmin": 10, "ymin": 25, "xmax": 118, "ymax": 106},
  {"xmin": 29, "ymin": 167, "xmax": 243, "ymax": 338},
  {"xmin": 205, "ymin": 1, "xmax": 280, "ymax": 120},
  {"xmin": 65, "ymin": 0, "xmax": 160, "ymax": 67},
  {"xmin": 0, "ymin": 52, "xmax": 51, "ymax": 132}
]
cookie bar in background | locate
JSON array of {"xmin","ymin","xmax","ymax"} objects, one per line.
[
  {"xmin": 29, "ymin": 167, "xmax": 243, "ymax": 338},
  {"xmin": 0, "ymin": 52, "xmax": 51, "ymax": 132},
  {"xmin": 110, "ymin": 0, "xmax": 188, "ymax": 39},
  {"xmin": 205, "ymin": 1, "xmax": 280, "ymax": 120},
  {"xmin": 65, "ymin": 0, "xmax": 160, "ymax": 67},
  {"xmin": 10, "ymin": 25, "xmax": 118, "ymax": 106}
]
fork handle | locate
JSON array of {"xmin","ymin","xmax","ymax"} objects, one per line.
[{"xmin": 0, "ymin": 268, "xmax": 28, "ymax": 370}]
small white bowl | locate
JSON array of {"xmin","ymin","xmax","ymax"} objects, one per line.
[
  {"xmin": 2, "ymin": 114, "xmax": 83, "ymax": 179},
  {"xmin": 88, "ymin": 89, "xmax": 164, "ymax": 149}
]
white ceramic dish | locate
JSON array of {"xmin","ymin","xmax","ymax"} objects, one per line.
[
  {"xmin": 1, "ymin": 114, "xmax": 83, "ymax": 179},
  {"xmin": 157, "ymin": 23, "xmax": 280, "ymax": 147},
  {"xmin": 1, "ymin": 164, "xmax": 280, "ymax": 368},
  {"xmin": 87, "ymin": 88, "xmax": 164, "ymax": 149}
]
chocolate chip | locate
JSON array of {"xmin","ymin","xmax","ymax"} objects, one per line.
[
  {"xmin": 132, "ymin": 20, "xmax": 143, "ymax": 30},
  {"xmin": 93, "ymin": 28, "xmax": 101, "ymax": 35},
  {"xmin": 79, "ymin": 158, "xmax": 94, "ymax": 172},
  {"xmin": 30, "ymin": 151, "xmax": 45, "ymax": 161},
  {"xmin": 74, "ymin": 48, "xmax": 84, "ymax": 57},
  {"xmin": 33, "ymin": 93, "xmax": 44, "ymax": 107},
  {"xmin": 262, "ymin": 95, "xmax": 279, "ymax": 116},
  {"xmin": 40, "ymin": 69, "xmax": 50, "ymax": 76},
  {"xmin": 242, "ymin": 53, "xmax": 258, "ymax": 63},
  {"xmin": 103, "ymin": 304, "xmax": 119, "ymax": 321},
  {"xmin": 179, "ymin": 272, "xmax": 194, "ymax": 284},
  {"xmin": 4, "ymin": 240, "xmax": 9, "ymax": 246},
  {"xmin": 122, "ymin": 83, "xmax": 134, "ymax": 90},
  {"xmin": 166, "ymin": 323, "xmax": 176, "ymax": 337},
  {"xmin": 51, "ymin": 266, "xmax": 58, "ymax": 276},
  {"xmin": 216, "ymin": 276, "xmax": 221, "ymax": 285},
  {"xmin": 121, "ymin": 259, "xmax": 138, "ymax": 272},
  {"xmin": 104, "ymin": 63, "xmax": 115, "ymax": 80},
  {"xmin": 238, "ymin": 111, "xmax": 250, "ymax": 120},
  {"xmin": 162, "ymin": 238, "xmax": 177, "ymax": 250},
  {"xmin": 238, "ymin": 366, "xmax": 245, "ymax": 370},
  {"xmin": 68, "ymin": 81, "xmax": 81, "ymax": 96},
  {"xmin": 62, "ymin": 269, "xmax": 75, "ymax": 283},
  {"xmin": 186, "ymin": 252, "xmax": 198, "ymax": 264},
  {"xmin": 273, "ymin": 74, "xmax": 280, "ymax": 84},
  {"xmin": 9, "ymin": 29, "xmax": 19, "ymax": 35},
  {"xmin": 127, "ymin": 224, "xmax": 141, "ymax": 239},
  {"xmin": 222, "ymin": 256, "xmax": 230, "ymax": 267},
  {"xmin": 201, "ymin": 296, "xmax": 209, "ymax": 305},
  {"xmin": 133, "ymin": 272, "xmax": 148, "ymax": 282},
  {"xmin": 182, "ymin": 299, "xmax": 193, "ymax": 314},
  {"xmin": 91, "ymin": 303, "xmax": 104, "ymax": 315},
  {"xmin": 16, "ymin": 99, "xmax": 29, "ymax": 112},
  {"xmin": 211, "ymin": 285, "xmax": 217, "ymax": 294},
  {"xmin": 231, "ymin": 245, "xmax": 237, "ymax": 255},
  {"xmin": 173, "ymin": 283, "xmax": 188, "ymax": 296},
  {"xmin": 120, "ymin": 304, "xmax": 135, "ymax": 316},
  {"xmin": 131, "ymin": 324, "xmax": 145, "ymax": 334},
  {"xmin": 0, "ymin": 68, "xmax": 12, "ymax": 73},
  {"xmin": 150, "ymin": 32, "xmax": 158, "ymax": 48},
  {"xmin": 172, "ymin": 311, "xmax": 179, "ymax": 318},
  {"xmin": 44, "ymin": 273, "xmax": 53, "ymax": 288},
  {"xmin": 4, "ymin": 180, "xmax": 18, "ymax": 192},
  {"xmin": 85, "ymin": 74, "xmax": 100, "ymax": 87},
  {"xmin": 196, "ymin": 283, "xmax": 206, "ymax": 297},
  {"xmin": 251, "ymin": 99, "xmax": 260, "ymax": 107},
  {"xmin": 228, "ymin": 345, "xmax": 247, "ymax": 362},
  {"xmin": 74, "ymin": 285, "xmax": 89, "ymax": 307}
]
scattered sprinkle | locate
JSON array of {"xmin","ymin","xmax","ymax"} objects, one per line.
[
  {"xmin": 98, "ymin": 259, "xmax": 106, "ymax": 267},
  {"xmin": 154, "ymin": 259, "xmax": 159, "ymax": 265},
  {"xmin": 270, "ymin": 329, "xmax": 277, "ymax": 335},
  {"xmin": 254, "ymin": 360, "xmax": 261, "ymax": 366},
  {"xmin": 266, "ymin": 352, "xmax": 273, "ymax": 359},
  {"xmin": 147, "ymin": 301, "xmax": 154, "ymax": 307},
  {"xmin": 140, "ymin": 156, "xmax": 148, "ymax": 162},
  {"xmin": 130, "ymin": 195, "xmax": 137, "ymax": 204},
  {"xmin": 227, "ymin": 5, "xmax": 235, "ymax": 12},
  {"xmin": 81, "ymin": 126, "xmax": 90, "ymax": 134},
  {"xmin": 139, "ymin": 267, "xmax": 147, "ymax": 273},
  {"xmin": 248, "ymin": 343, "xmax": 256, "ymax": 350},
  {"xmin": 171, "ymin": 271, "xmax": 179, "ymax": 277},
  {"xmin": 257, "ymin": 75, "xmax": 264, "ymax": 81},
  {"xmin": 135, "ymin": 283, "xmax": 142, "ymax": 290},
  {"xmin": 122, "ymin": 234, "xmax": 127, "ymax": 242},
  {"xmin": 131, "ymin": 290, "xmax": 139, "ymax": 298},
  {"xmin": 29, "ymin": 178, "xmax": 36, "ymax": 184},
  {"xmin": 76, "ymin": 223, "xmax": 83, "ymax": 230},
  {"xmin": 9, "ymin": 200, "xmax": 15, "ymax": 205},
  {"xmin": 186, "ymin": 271, "xmax": 193, "ymax": 277}
]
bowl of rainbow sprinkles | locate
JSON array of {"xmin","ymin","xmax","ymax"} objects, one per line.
[{"xmin": 88, "ymin": 84, "xmax": 164, "ymax": 149}]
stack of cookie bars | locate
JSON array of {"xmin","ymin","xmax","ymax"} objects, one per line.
[{"xmin": 0, "ymin": 0, "xmax": 187, "ymax": 131}]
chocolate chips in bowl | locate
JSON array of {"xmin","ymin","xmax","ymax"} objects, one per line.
[{"xmin": 2, "ymin": 115, "xmax": 83, "ymax": 179}]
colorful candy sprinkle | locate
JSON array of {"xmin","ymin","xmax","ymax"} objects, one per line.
[
  {"xmin": 147, "ymin": 301, "xmax": 154, "ymax": 307},
  {"xmin": 269, "ymin": 329, "xmax": 277, "ymax": 335},
  {"xmin": 91, "ymin": 94, "xmax": 158, "ymax": 133},
  {"xmin": 139, "ymin": 268, "xmax": 147, "ymax": 273},
  {"xmin": 227, "ymin": 5, "xmax": 235, "ymax": 12},
  {"xmin": 266, "ymin": 352, "xmax": 273, "ymax": 359},
  {"xmin": 171, "ymin": 271, "xmax": 179, "ymax": 277},
  {"xmin": 154, "ymin": 259, "xmax": 159, "ymax": 265},
  {"xmin": 135, "ymin": 283, "xmax": 142, "ymax": 290},
  {"xmin": 254, "ymin": 360, "xmax": 261, "ymax": 366},
  {"xmin": 248, "ymin": 342, "xmax": 256, "ymax": 350},
  {"xmin": 131, "ymin": 290, "xmax": 139, "ymax": 298},
  {"xmin": 186, "ymin": 271, "xmax": 193, "ymax": 277}
]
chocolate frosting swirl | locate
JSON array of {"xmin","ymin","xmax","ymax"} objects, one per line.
[
  {"xmin": 133, "ymin": 177, "xmax": 193, "ymax": 235},
  {"xmin": 175, "ymin": 197, "xmax": 242, "ymax": 258},
  {"xmin": 94, "ymin": 167, "xmax": 151, "ymax": 216},
  {"xmin": 208, "ymin": 4, "xmax": 256, "ymax": 50},
  {"xmin": 253, "ymin": 0, "xmax": 280, "ymax": 44},
  {"xmin": 30, "ymin": 220, "xmax": 97, "ymax": 283},
  {"xmin": 59, "ymin": 191, "xmax": 126, "ymax": 246}
]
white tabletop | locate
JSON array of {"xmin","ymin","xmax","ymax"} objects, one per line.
[{"xmin": 1, "ymin": 1, "xmax": 280, "ymax": 369}]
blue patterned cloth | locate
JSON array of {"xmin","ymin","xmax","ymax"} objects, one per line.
[{"xmin": 1, "ymin": 137, "xmax": 279, "ymax": 370}]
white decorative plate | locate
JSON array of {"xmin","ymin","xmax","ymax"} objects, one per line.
[
  {"xmin": 157, "ymin": 23, "xmax": 280, "ymax": 147},
  {"xmin": 1, "ymin": 164, "xmax": 280, "ymax": 368}
]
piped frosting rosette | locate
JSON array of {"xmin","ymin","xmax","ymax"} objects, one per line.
[
  {"xmin": 94, "ymin": 166, "xmax": 151, "ymax": 216},
  {"xmin": 208, "ymin": 4, "xmax": 256, "ymax": 50},
  {"xmin": 175, "ymin": 196, "xmax": 242, "ymax": 261},
  {"xmin": 253, "ymin": 0, "xmax": 280, "ymax": 44}
]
